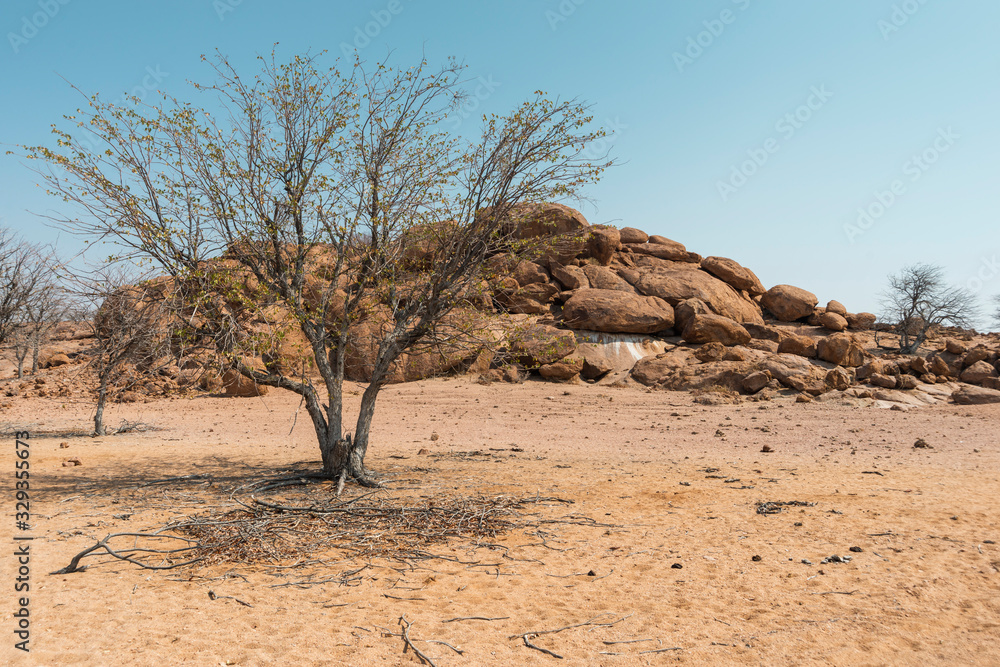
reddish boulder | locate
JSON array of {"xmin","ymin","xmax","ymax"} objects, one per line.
[
  {"xmin": 549, "ymin": 263, "xmax": 589, "ymax": 290},
  {"xmin": 562, "ymin": 289, "xmax": 674, "ymax": 334},
  {"xmin": 634, "ymin": 263, "xmax": 763, "ymax": 324},
  {"xmin": 777, "ymin": 334, "xmax": 817, "ymax": 358},
  {"xmin": 760, "ymin": 285, "xmax": 818, "ymax": 322},
  {"xmin": 619, "ymin": 227, "xmax": 648, "ymax": 244},
  {"xmin": 952, "ymin": 385, "xmax": 1000, "ymax": 405},
  {"xmin": 960, "ymin": 360, "xmax": 998, "ymax": 385},
  {"xmin": 818, "ymin": 311, "xmax": 849, "ymax": 332},
  {"xmin": 700, "ymin": 256, "xmax": 766, "ymax": 296},
  {"xmin": 817, "ymin": 332, "xmax": 865, "ymax": 367},
  {"xmin": 509, "ymin": 324, "xmax": 577, "ymax": 367},
  {"xmin": 846, "ymin": 312, "xmax": 877, "ymax": 330},
  {"xmin": 625, "ymin": 242, "xmax": 702, "ymax": 264},
  {"xmin": 586, "ymin": 227, "xmax": 620, "ymax": 266},
  {"xmin": 583, "ymin": 264, "xmax": 633, "ymax": 292},
  {"xmin": 681, "ymin": 314, "xmax": 751, "ymax": 346}
]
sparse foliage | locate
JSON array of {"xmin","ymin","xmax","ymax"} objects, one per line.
[
  {"xmin": 22, "ymin": 50, "xmax": 612, "ymax": 484},
  {"xmin": 880, "ymin": 263, "xmax": 979, "ymax": 353},
  {"xmin": 0, "ymin": 227, "xmax": 47, "ymax": 350}
]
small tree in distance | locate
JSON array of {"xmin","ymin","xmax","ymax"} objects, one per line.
[
  {"xmin": 22, "ymin": 50, "xmax": 612, "ymax": 486},
  {"xmin": 880, "ymin": 263, "xmax": 979, "ymax": 354}
]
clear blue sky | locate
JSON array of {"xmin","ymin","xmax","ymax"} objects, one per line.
[{"xmin": 2, "ymin": 0, "xmax": 998, "ymax": 322}]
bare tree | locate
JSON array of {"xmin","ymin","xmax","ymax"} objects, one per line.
[
  {"xmin": 22, "ymin": 50, "xmax": 611, "ymax": 485},
  {"xmin": 880, "ymin": 263, "xmax": 979, "ymax": 354},
  {"xmin": 992, "ymin": 295, "xmax": 1000, "ymax": 332},
  {"xmin": 0, "ymin": 227, "xmax": 47, "ymax": 349},
  {"xmin": 10, "ymin": 252, "xmax": 71, "ymax": 377},
  {"xmin": 71, "ymin": 267, "xmax": 174, "ymax": 436}
]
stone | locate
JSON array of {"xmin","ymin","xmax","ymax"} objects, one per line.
[
  {"xmin": 960, "ymin": 360, "xmax": 998, "ymax": 385},
  {"xmin": 562, "ymin": 289, "xmax": 674, "ymax": 334},
  {"xmin": 742, "ymin": 371, "xmax": 771, "ymax": 394},
  {"xmin": 817, "ymin": 333, "xmax": 865, "ymax": 367},
  {"xmin": 625, "ymin": 242, "xmax": 701, "ymax": 264},
  {"xmin": 945, "ymin": 339, "xmax": 968, "ymax": 355},
  {"xmin": 503, "ymin": 365, "xmax": 529, "ymax": 383},
  {"xmin": 634, "ymin": 263, "xmax": 763, "ymax": 324},
  {"xmin": 513, "ymin": 261, "xmax": 549, "ymax": 287},
  {"xmin": 582, "ymin": 264, "xmax": 633, "ymax": 291},
  {"xmin": 760, "ymin": 285, "xmax": 818, "ymax": 322},
  {"xmin": 695, "ymin": 341, "xmax": 727, "ymax": 363},
  {"xmin": 868, "ymin": 373, "xmax": 898, "ymax": 389},
  {"xmin": 962, "ymin": 346, "xmax": 990, "ymax": 368},
  {"xmin": 681, "ymin": 314, "xmax": 751, "ymax": 346},
  {"xmin": 846, "ymin": 312, "xmax": 877, "ymax": 330},
  {"xmin": 549, "ymin": 263, "xmax": 589, "ymax": 290},
  {"xmin": 759, "ymin": 354, "xmax": 830, "ymax": 395},
  {"xmin": 826, "ymin": 300, "xmax": 848, "ymax": 316},
  {"xmin": 576, "ymin": 344, "xmax": 616, "ymax": 380},
  {"xmin": 952, "ymin": 385, "xmax": 1000, "ymax": 405},
  {"xmin": 818, "ymin": 311, "xmax": 849, "ymax": 332},
  {"xmin": 700, "ymin": 256, "xmax": 766, "ymax": 296},
  {"xmin": 897, "ymin": 374, "xmax": 919, "ymax": 390},
  {"xmin": 45, "ymin": 353, "xmax": 71, "ymax": 368},
  {"xmin": 222, "ymin": 370, "xmax": 269, "ymax": 397},
  {"xmin": 539, "ymin": 355, "xmax": 584, "ymax": 381},
  {"xmin": 509, "ymin": 324, "xmax": 577, "ymax": 367},
  {"xmin": 826, "ymin": 367, "xmax": 852, "ymax": 391},
  {"xmin": 502, "ymin": 202, "xmax": 590, "ymax": 239},
  {"xmin": 618, "ymin": 227, "xmax": 648, "ymax": 244},
  {"xmin": 586, "ymin": 227, "xmax": 620, "ymax": 266},
  {"xmin": 744, "ymin": 323, "xmax": 783, "ymax": 342},
  {"xmin": 777, "ymin": 334, "xmax": 817, "ymax": 358},
  {"xmin": 673, "ymin": 298, "xmax": 712, "ymax": 333}
]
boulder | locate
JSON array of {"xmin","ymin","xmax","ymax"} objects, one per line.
[
  {"xmin": 952, "ymin": 385, "xmax": 1000, "ymax": 405},
  {"xmin": 503, "ymin": 202, "xmax": 590, "ymax": 239},
  {"xmin": 817, "ymin": 332, "xmax": 865, "ymax": 367},
  {"xmin": 619, "ymin": 227, "xmax": 648, "ymax": 244},
  {"xmin": 945, "ymin": 339, "xmax": 968, "ymax": 355},
  {"xmin": 509, "ymin": 324, "xmax": 577, "ymax": 367},
  {"xmin": 826, "ymin": 367, "xmax": 853, "ymax": 391},
  {"xmin": 586, "ymin": 227, "xmax": 620, "ymax": 266},
  {"xmin": 539, "ymin": 355, "xmax": 584, "ymax": 382},
  {"xmin": 222, "ymin": 370, "xmax": 269, "ymax": 397},
  {"xmin": 818, "ymin": 311, "xmax": 849, "ymax": 332},
  {"xmin": 960, "ymin": 360, "xmax": 998, "ymax": 385},
  {"xmin": 694, "ymin": 341, "xmax": 727, "ymax": 363},
  {"xmin": 562, "ymin": 289, "xmax": 674, "ymax": 334},
  {"xmin": 549, "ymin": 263, "xmax": 589, "ymax": 290},
  {"xmin": 962, "ymin": 346, "xmax": 991, "ymax": 368},
  {"xmin": 759, "ymin": 354, "xmax": 829, "ymax": 395},
  {"xmin": 500, "ymin": 283, "xmax": 559, "ymax": 314},
  {"xmin": 897, "ymin": 375, "xmax": 919, "ymax": 390},
  {"xmin": 700, "ymin": 256, "xmax": 766, "ymax": 296},
  {"xmin": 582, "ymin": 264, "xmax": 633, "ymax": 291},
  {"xmin": 513, "ymin": 261, "xmax": 549, "ymax": 287},
  {"xmin": 777, "ymin": 334, "xmax": 817, "ymax": 358},
  {"xmin": 744, "ymin": 323, "xmax": 783, "ymax": 342},
  {"xmin": 928, "ymin": 352, "xmax": 960, "ymax": 377},
  {"xmin": 826, "ymin": 300, "xmax": 848, "ymax": 316},
  {"xmin": 681, "ymin": 314, "xmax": 751, "ymax": 346},
  {"xmin": 634, "ymin": 263, "xmax": 763, "ymax": 324},
  {"xmin": 673, "ymin": 298, "xmax": 712, "ymax": 334},
  {"xmin": 575, "ymin": 344, "xmax": 616, "ymax": 380},
  {"xmin": 44, "ymin": 353, "xmax": 72, "ymax": 368},
  {"xmin": 846, "ymin": 312, "xmax": 877, "ymax": 330},
  {"xmin": 625, "ymin": 242, "xmax": 701, "ymax": 264},
  {"xmin": 614, "ymin": 266, "xmax": 641, "ymax": 286},
  {"xmin": 868, "ymin": 373, "xmax": 898, "ymax": 389},
  {"xmin": 760, "ymin": 285, "xmax": 818, "ymax": 322},
  {"xmin": 742, "ymin": 370, "xmax": 772, "ymax": 394}
]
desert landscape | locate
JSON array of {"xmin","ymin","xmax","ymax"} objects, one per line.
[
  {"xmin": 3, "ymin": 372, "xmax": 1000, "ymax": 665},
  {"xmin": 4, "ymin": 207, "xmax": 1000, "ymax": 665},
  {"xmin": 3, "ymin": 4, "xmax": 999, "ymax": 664}
]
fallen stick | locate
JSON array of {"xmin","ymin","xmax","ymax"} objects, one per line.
[
  {"xmin": 523, "ymin": 635, "xmax": 562, "ymax": 659},
  {"xmin": 442, "ymin": 616, "xmax": 509, "ymax": 623},
  {"xmin": 398, "ymin": 616, "xmax": 437, "ymax": 667},
  {"xmin": 208, "ymin": 590, "xmax": 253, "ymax": 607}
]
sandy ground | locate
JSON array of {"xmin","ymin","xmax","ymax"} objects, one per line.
[{"xmin": 2, "ymin": 377, "xmax": 1000, "ymax": 666}]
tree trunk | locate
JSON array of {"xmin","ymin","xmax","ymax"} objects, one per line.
[
  {"xmin": 31, "ymin": 337, "xmax": 40, "ymax": 374},
  {"xmin": 94, "ymin": 374, "xmax": 110, "ymax": 436},
  {"xmin": 16, "ymin": 355, "xmax": 24, "ymax": 379}
]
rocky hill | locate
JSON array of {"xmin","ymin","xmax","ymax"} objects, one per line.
[{"xmin": 5, "ymin": 202, "xmax": 1000, "ymax": 410}]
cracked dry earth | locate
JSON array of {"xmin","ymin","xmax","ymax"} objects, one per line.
[{"xmin": 2, "ymin": 377, "xmax": 999, "ymax": 666}]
